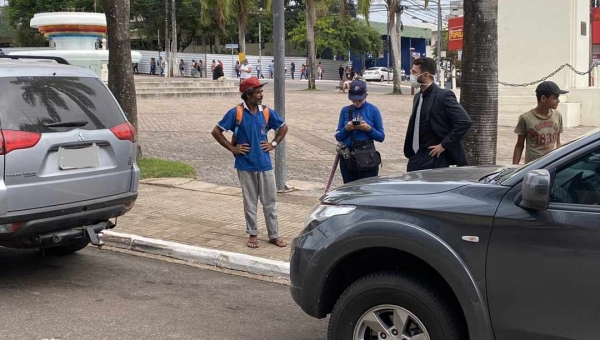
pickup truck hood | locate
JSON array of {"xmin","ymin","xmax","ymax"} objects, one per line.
[{"xmin": 323, "ymin": 165, "xmax": 508, "ymax": 203}]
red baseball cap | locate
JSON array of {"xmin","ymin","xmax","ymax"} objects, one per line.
[{"xmin": 239, "ymin": 77, "xmax": 267, "ymax": 93}]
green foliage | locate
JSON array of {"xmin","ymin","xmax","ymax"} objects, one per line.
[{"xmin": 290, "ymin": 16, "xmax": 383, "ymax": 59}]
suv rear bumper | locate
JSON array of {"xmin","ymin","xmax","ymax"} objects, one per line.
[{"xmin": 0, "ymin": 192, "xmax": 137, "ymax": 242}]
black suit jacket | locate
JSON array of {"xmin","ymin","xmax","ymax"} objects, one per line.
[{"xmin": 403, "ymin": 84, "xmax": 472, "ymax": 166}]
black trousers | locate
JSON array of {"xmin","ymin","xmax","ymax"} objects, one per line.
[
  {"xmin": 340, "ymin": 157, "xmax": 379, "ymax": 184},
  {"xmin": 407, "ymin": 149, "xmax": 450, "ymax": 172}
]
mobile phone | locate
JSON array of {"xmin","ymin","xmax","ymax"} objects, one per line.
[{"xmin": 352, "ymin": 120, "xmax": 361, "ymax": 126}]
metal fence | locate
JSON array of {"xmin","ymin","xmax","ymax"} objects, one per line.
[{"xmin": 134, "ymin": 50, "xmax": 351, "ymax": 82}]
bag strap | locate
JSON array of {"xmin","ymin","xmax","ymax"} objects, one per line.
[
  {"xmin": 347, "ymin": 105, "xmax": 356, "ymax": 145},
  {"xmin": 234, "ymin": 104, "xmax": 270, "ymax": 137}
]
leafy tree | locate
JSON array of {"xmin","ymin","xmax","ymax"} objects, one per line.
[{"xmin": 289, "ymin": 16, "xmax": 382, "ymax": 59}]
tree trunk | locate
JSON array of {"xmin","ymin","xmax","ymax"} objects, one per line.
[
  {"xmin": 388, "ymin": 1, "xmax": 402, "ymax": 93},
  {"xmin": 103, "ymin": 0, "xmax": 138, "ymax": 134},
  {"xmin": 461, "ymin": 0, "xmax": 498, "ymax": 165},
  {"xmin": 306, "ymin": 0, "xmax": 316, "ymax": 90},
  {"xmin": 238, "ymin": 12, "xmax": 247, "ymax": 53}
]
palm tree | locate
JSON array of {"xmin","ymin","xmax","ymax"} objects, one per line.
[
  {"xmin": 460, "ymin": 0, "xmax": 498, "ymax": 165},
  {"xmin": 305, "ymin": 0, "xmax": 351, "ymax": 90},
  {"xmin": 305, "ymin": 0, "xmax": 408, "ymax": 92}
]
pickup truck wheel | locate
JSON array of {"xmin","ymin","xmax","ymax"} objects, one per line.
[
  {"xmin": 328, "ymin": 271, "xmax": 464, "ymax": 340},
  {"xmin": 45, "ymin": 239, "xmax": 90, "ymax": 256}
]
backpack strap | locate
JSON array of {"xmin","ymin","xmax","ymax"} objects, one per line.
[
  {"xmin": 231, "ymin": 104, "xmax": 244, "ymax": 145},
  {"xmin": 262, "ymin": 106, "xmax": 270, "ymax": 127}
]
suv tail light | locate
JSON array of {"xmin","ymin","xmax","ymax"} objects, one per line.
[
  {"xmin": 110, "ymin": 122, "xmax": 136, "ymax": 142},
  {"xmin": 0, "ymin": 130, "xmax": 42, "ymax": 155}
]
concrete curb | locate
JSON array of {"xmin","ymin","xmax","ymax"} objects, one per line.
[{"xmin": 100, "ymin": 231, "xmax": 290, "ymax": 279}]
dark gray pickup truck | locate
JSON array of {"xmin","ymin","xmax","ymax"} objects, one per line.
[{"xmin": 290, "ymin": 128, "xmax": 600, "ymax": 340}]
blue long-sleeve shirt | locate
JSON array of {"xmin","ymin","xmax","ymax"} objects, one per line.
[{"xmin": 335, "ymin": 102, "xmax": 385, "ymax": 148}]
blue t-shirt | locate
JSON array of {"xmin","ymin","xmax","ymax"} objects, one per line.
[
  {"xmin": 218, "ymin": 103, "xmax": 285, "ymax": 172},
  {"xmin": 335, "ymin": 102, "xmax": 385, "ymax": 148}
]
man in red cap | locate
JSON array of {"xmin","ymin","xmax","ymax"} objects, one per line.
[{"xmin": 211, "ymin": 77, "xmax": 288, "ymax": 249}]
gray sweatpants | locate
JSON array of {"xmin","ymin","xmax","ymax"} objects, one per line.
[{"xmin": 237, "ymin": 170, "xmax": 280, "ymax": 239}]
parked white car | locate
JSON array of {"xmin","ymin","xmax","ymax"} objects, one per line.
[{"xmin": 363, "ymin": 67, "xmax": 392, "ymax": 82}]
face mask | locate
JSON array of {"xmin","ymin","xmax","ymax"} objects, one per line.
[{"xmin": 410, "ymin": 73, "xmax": 423, "ymax": 89}]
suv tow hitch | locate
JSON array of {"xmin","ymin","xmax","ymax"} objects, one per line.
[{"xmin": 86, "ymin": 220, "xmax": 115, "ymax": 249}]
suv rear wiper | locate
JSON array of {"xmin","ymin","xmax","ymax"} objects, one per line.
[{"xmin": 43, "ymin": 121, "xmax": 89, "ymax": 128}]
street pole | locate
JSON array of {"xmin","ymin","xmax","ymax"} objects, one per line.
[
  {"xmin": 437, "ymin": 0, "xmax": 442, "ymax": 85},
  {"xmin": 164, "ymin": 0, "xmax": 170, "ymax": 77},
  {"xmin": 171, "ymin": 0, "xmax": 177, "ymax": 77},
  {"xmin": 258, "ymin": 22, "xmax": 262, "ymax": 77},
  {"xmin": 273, "ymin": 0, "xmax": 287, "ymax": 192}
]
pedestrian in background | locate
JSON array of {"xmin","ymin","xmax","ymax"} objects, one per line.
[
  {"xmin": 211, "ymin": 60, "xmax": 216, "ymax": 74},
  {"xmin": 317, "ymin": 62, "xmax": 323, "ymax": 80},
  {"xmin": 198, "ymin": 59, "xmax": 204, "ymax": 78},
  {"xmin": 256, "ymin": 60, "xmax": 264, "ymax": 79},
  {"xmin": 235, "ymin": 61, "xmax": 241, "ymax": 78},
  {"xmin": 335, "ymin": 80, "xmax": 384, "ymax": 183},
  {"xmin": 404, "ymin": 57, "xmax": 472, "ymax": 172},
  {"xmin": 179, "ymin": 59, "xmax": 186, "ymax": 77},
  {"xmin": 290, "ymin": 61, "xmax": 296, "ymax": 80},
  {"xmin": 150, "ymin": 58, "xmax": 156, "ymax": 75},
  {"xmin": 339, "ymin": 64, "xmax": 344, "ymax": 80},
  {"xmin": 268, "ymin": 60, "xmax": 274, "ymax": 79},
  {"xmin": 160, "ymin": 57, "xmax": 165, "ymax": 76},
  {"xmin": 211, "ymin": 77, "xmax": 289, "ymax": 249},
  {"xmin": 240, "ymin": 59, "xmax": 252, "ymax": 81},
  {"xmin": 300, "ymin": 64, "xmax": 306, "ymax": 80},
  {"xmin": 513, "ymin": 81, "xmax": 566, "ymax": 164}
]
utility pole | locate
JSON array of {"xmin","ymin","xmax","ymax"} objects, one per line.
[
  {"xmin": 273, "ymin": 0, "xmax": 287, "ymax": 192},
  {"xmin": 259, "ymin": 22, "xmax": 262, "ymax": 76},
  {"xmin": 171, "ymin": 0, "xmax": 177, "ymax": 77},
  {"xmin": 436, "ymin": 0, "xmax": 442, "ymax": 85},
  {"xmin": 164, "ymin": 0, "xmax": 170, "ymax": 77}
]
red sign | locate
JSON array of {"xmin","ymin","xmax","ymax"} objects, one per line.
[
  {"xmin": 593, "ymin": 8, "xmax": 600, "ymax": 44},
  {"xmin": 448, "ymin": 17, "xmax": 464, "ymax": 51}
]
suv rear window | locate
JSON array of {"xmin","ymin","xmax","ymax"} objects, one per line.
[{"xmin": 0, "ymin": 76, "xmax": 125, "ymax": 133}]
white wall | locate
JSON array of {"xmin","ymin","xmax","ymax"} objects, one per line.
[{"xmin": 498, "ymin": 0, "xmax": 589, "ymax": 90}]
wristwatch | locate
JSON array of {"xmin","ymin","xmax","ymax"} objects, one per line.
[{"xmin": 271, "ymin": 141, "xmax": 278, "ymax": 148}]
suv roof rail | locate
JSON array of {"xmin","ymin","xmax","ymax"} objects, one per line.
[{"xmin": 0, "ymin": 55, "xmax": 71, "ymax": 65}]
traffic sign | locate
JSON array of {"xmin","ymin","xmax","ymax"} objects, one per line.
[{"xmin": 225, "ymin": 44, "xmax": 238, "ymax": 49}]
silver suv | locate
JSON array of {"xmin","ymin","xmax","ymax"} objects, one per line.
[{"xmin": 0, "ymin": 56, "xmax": 139, "ymax": 255}]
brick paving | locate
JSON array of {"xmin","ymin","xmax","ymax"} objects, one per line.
[{"xmin": 113, "ymin": 85, "xmax": 597, "ymax": 263}]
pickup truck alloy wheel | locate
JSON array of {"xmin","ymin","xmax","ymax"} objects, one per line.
[
  {"xmin": 353, "ymin": 304, "xmax": 430, "ymax": 340},
  {"xmin": 327, "ymin": 272, "xmax": 465, "ymax": 340}
]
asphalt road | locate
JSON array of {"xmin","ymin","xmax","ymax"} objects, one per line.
[{"xmin": 0, "ymin": 246, "xmax": 327, "ymax": 340}]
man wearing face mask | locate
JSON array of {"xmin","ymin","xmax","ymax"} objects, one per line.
[
  {"xmin": 335, "ymin": 79, "xmax": 385, "ymax": 183},
  {"xmin": 404, "ymin": 57, "xmax": 471, "ymax": 172}
]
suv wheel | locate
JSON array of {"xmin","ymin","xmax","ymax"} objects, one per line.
[
  {"xmin": 380, "ymin": 76, "xmax": 385, "ymax": 82},
  {"xmin": 328, "ymin": 271, "xmax": 465, "ymax": 340},
  {"xmin": 45, "ymin": 239, "xmax": 90, "ymax": 256}
]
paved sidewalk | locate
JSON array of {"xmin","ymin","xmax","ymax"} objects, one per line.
[{"xmin": 115, "ymin": 178, "xmax": 322, "ymax": 263}]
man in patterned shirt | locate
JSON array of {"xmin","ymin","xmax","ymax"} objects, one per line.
[{"xmin": 513, "ymin": 81, "xmax": 566, "ymax": 164}]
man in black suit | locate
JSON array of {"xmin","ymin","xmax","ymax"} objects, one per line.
[{"xmin": 403, "ymin": 57, "xmax": 472, "ymax": 172}]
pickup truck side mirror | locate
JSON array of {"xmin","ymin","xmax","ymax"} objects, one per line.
[{"xmin": 520, "ymin": 169, "xmax": 551, "ymax": 211}]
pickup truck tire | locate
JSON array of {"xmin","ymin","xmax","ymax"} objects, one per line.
[
  {"xmin": 45, "ymin": 239, "xmax": 90, "ymax": 256},
  {"xmin": 327, "ymin": 271, "xmax": 464, "ymax": 340}
]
